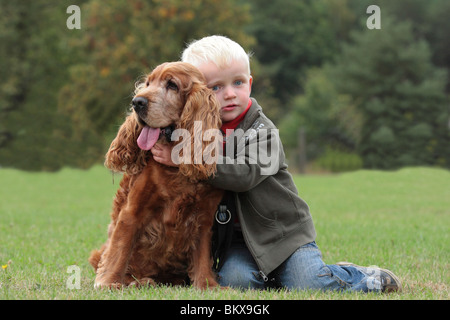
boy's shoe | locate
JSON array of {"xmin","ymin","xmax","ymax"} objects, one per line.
[{"xmin": 336, "ymin": 262, "xmax": 402, "ymax": 293}]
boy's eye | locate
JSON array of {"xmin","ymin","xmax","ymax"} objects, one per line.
[
  {"xmin": 211, "ymin": 85, "xmax": 220, "ymax": 91},
  {"xmin": 234, "ymin": 80, "xmax": 243, "ymax": 86}
]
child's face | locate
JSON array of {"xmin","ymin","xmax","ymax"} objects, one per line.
[{"xmin": 197, "ymin": 59, "xmax": 252, "ymax": 123}]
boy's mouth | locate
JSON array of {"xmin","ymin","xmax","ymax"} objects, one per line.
[{"xmin": 222, "ymin": 104, "xmax": 238, "ymax": 112}]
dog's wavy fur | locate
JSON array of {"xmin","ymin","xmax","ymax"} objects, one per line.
[{"xmin": 89, "ymin": 62, "xmax": 224, "ymax": 289}]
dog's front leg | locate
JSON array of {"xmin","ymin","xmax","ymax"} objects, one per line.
[
  {"xmin": 94, "ymin": 212, "xmax": 139, "ymax": 289},
  {"xmin": 189, "ymin": 229, "xmax": 219, "ymax": 290}
]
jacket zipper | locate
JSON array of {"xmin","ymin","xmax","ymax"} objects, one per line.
[
  {"xmin": 237, "ymin": 193, "xmax": 270, "ymax": 283},
  {"xmin": 259, "ymin": 271, "xmax": 269, "ymax": 282},
  {"xmin": 232, "ymin": 111, "xmax": 271, "ymax": 283}
]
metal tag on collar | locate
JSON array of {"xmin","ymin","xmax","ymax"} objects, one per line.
[{"xmin": 215, "ymin": 205, "xmax": 231, "ymax": 225}]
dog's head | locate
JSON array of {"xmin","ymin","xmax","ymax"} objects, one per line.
[{"xmin": 105, "ymin": 62, "xmax": 222, "ymax": 180}]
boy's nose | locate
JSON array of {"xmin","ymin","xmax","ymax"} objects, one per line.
[{"xmin": 223, "ymin": 86, "xmax": 237, "ymax": 99}]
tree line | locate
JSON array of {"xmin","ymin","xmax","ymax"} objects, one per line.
[{"xmin": 0, "ymin": 0, "xmax": 449, "ymax": 172}]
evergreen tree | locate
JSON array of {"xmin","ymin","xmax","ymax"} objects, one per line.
[
  {"xmin": 0, "ymin": 1, "xmax": 81, "ymax": 170},
  {"xmin": 280, "ymin": 68, "xmax": 362, "ymax": 158},
  {"xmin": 330, "ymin": 18, "xmax": 449, "ymax": 169},
  {"xmin": 246, "ymin": 0, "xmax": 345, "ymax": 103}
]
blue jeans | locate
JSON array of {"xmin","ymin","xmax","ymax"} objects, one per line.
[{"xmin": 218, "ymin": 237, "xmax": 382, "ymax": 292}]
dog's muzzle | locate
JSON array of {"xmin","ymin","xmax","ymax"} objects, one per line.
[{"xmin": 132, "ymin": 96, "xmax": 148, "ymax": 114}]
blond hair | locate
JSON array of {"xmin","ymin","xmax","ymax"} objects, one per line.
[{"xmin": 181, "ymin": 35, "xmax": 251, "ymax": 75}]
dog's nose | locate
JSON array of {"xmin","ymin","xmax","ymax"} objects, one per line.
[{"xmin": 132, "ymin": 96, "xmax": 148, "ymax": 113}]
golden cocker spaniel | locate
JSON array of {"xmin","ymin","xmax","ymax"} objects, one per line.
[{"xmin": 89, "ymin": 62, "xmax": 224, "ymax": 289}]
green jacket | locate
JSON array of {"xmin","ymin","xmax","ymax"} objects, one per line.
[{"xmin": 209, "ymin": 98, "xmax": 316, "ymax": 279}]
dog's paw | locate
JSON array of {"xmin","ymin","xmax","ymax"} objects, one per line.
[
  {"xmin": 128, "ymin": 277, "xmax": 156, "ymax": 288},
  {"xmin": 193, "ymin": 277, "xmax": 219, "ymax": 290},
  {"xmin": 94, "ymin": 281, "xmax": 123, "ymax": 290},
  {"xmin": 94, "ymin": 273, "xmax": 123, "ymax": 289}
]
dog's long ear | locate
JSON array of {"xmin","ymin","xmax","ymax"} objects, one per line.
[
  {"xmin": 104, "ymin": 114, "xmax": 148, "ymax": 175},
  {"xmin": 178, "ymin": 83, "xmax": 222, "ymax": 181}
]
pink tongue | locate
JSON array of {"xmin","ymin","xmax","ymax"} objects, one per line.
[{"xmin": 137, "ymin": 126, "xmax": 160, "ymax": 150}]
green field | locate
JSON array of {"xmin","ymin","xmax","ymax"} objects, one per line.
[{"xmin": 0, "ymin": 166, "xmax": 448, "ymax": 300}]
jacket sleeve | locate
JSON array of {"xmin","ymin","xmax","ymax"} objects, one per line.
[{"xmin": 208, "ymin": 126, "xmax": 283, "ymax": 192}]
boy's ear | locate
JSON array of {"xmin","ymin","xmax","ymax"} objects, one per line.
[{"xmin": 249, "ymin": 76, "xmax": 253, "ymax": 95}]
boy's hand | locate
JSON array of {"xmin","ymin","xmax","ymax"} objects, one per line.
[{"xmin": 151, "ymin": 143, "xmax": 178, "ymax": 167}]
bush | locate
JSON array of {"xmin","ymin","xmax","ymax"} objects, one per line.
[{"xmin": 315, "ymin": 147, "xmax": 363, "ymax": 173}]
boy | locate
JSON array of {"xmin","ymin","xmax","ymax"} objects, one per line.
[{"xmin": 151, "ymin": 35, "xmax": 401, "ymax": 292}]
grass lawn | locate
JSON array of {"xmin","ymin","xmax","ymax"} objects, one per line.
[{"xmin": 0, "ymin": 166, "xmax": 448, "ymax": 300}]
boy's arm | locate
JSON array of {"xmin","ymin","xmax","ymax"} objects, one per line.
[
  {"xmin": 151, "ymin": 143, "xmax": 178, "ymax": 167},
  {"xmin": 209, "ymin": 128, "xmax": 283, "ymax": 192},
  {"xmin": 209, "ymin": 161, "xmax": 269, "ymax": 192},
  {"xmin": 152, "ymin": 128, "xmax": 284, "ymax": 193}
]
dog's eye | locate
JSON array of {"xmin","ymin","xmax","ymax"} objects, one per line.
[{"xmin": 166, "ymin": 80, "xmax": 178, "ymax": 91}]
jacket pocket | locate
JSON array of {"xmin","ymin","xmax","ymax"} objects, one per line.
[
  {"xmin": 244, "ymin": 193, "xmax": 278, "ymax": 227},
  {"xmin": 243, "ymin": 179, "xmax": 311, "ymax": 241}
]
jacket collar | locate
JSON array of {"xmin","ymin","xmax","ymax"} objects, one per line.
[{"xmin": 236, "ymin": 98, "xmax": 261, "ymax": 131}]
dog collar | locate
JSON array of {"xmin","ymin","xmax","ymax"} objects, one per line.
[{"xmin": 160, "ymin": 125, "xmax": 176, "ymax": 142}]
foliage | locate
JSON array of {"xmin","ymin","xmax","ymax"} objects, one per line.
[
  {"xmin": 315, "ymin": 147, "xmax": 363, "ymax": 173},
  {"xmin": 0, "ymin": 1, "xmax": 82, "ymax": 171},
  {"xmin": 57, "ymin": 0, "xmax": 253, "ymax": 167},
  {"xmin": 329, "ymin": 17, "xmax": 449, "ymax": 169},
  {"xmin": 279, "ymin": 67, "xmax": 363, "ymax": 166},
  {"xmin": 0, "ymin": 0, "xmax": 449, "ymax": 171},
  {"xmin": 246, "ymin": 0, "xmax": 348, "ymax": 104},
  {"xmin": 0, "ymin": 0, "xmax": 252, "ymax": 170},
  {"xmin": 375, "ymin": 0, "xmax": 450, "ymax": 91}
]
